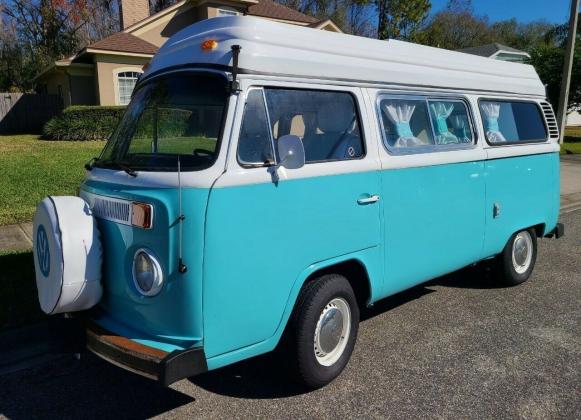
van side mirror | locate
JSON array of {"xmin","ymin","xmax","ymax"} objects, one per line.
[{"xmin": 277, "ymin": 135, "xmax": 305, "ymax": 170}]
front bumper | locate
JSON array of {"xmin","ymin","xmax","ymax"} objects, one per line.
[{"xmin": 86, "ymin": 322, "xmax": 207, "ymax": 386}]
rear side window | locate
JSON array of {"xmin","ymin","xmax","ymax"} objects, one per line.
[
  {"xmin": 479, "ymin": 100, "xmax": 547, "ymax": 144},
  {"xmin": 237, "ymin": 87, "xmax": 365, "ymax": 166},
  {"xmin": 378, "ymin": 96, "xmax": 474, "ymax": 152}
]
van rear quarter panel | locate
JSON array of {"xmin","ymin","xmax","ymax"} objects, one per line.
[{"xmin": 482, "ymin": 152, "xmax": 559, "ymax": 256}]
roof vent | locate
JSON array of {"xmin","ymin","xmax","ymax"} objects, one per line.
[{"xmin": 540, "ymin": 101, "xmax": 559, "ymax": 141}]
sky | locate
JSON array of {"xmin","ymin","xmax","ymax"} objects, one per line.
[{"xmin": 430, "ymin": 0, "xmax": 574, "ymax": 24}]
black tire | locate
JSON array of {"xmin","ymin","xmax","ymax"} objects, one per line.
[
  {"xmin": 495, "ymin": 228, "xmax": 537, "ymax": 286},
  {"xmin": 287, "ymin": 274, "xmax": 359, "ymax": 389}
]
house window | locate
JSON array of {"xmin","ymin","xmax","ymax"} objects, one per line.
[
  {"xmin": 117, "ymin": 71, "xmax": 141, "ymax": 106},
  {"xmin": 217, "ymin": 8, "xmax": 240, "ymax": 17}
]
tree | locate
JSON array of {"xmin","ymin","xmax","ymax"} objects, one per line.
[
  {"xmin": 0, "ymin": 0, "xmax": 120, "ymax": 91},
  {"xmin": 529, "ymin": 15, "xmax": 581, "ymax": 112},
  {"xmin": 489, "ymin": 18, "xmax": 554, "ymax": 52},
  {"xmin": 415, "ymin": 0, "xmax": 491, "ymax": 49},
  {"xmin": 345, "ymin": 0, "xmax": 375, "ymax": 37},
  {"xmin": 376, "ymin": 0, "xmax": 431, "ymax": 40},
  {"xmin": 277, "ymin": 0, "xmax": 375, "ymax": 36},
  {"xmin": 81, "ymin": 0, "xmax": 120, "ymax": 42}
]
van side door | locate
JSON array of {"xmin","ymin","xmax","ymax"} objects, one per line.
[
  {"xmin": 372, "ymin": 92, "xmax": 486, "ymax": 297},
  {"xmin": 202, "ymin": 82, "xmax": 382, "ymax": 358}
]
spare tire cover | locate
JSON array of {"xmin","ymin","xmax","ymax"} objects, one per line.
[{"xmin": 33, "ymin": 196, "xmax": 103, "ymax": 315}]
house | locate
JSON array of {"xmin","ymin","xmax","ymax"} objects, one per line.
[
  {"xmin": 457, "ymin": 43, "xmax": 531, "ymax": 63},
  {"xmin": 568, "ymin": 109, "xmax": 581, "ymax": 126},
  {"xmin": 34, "ymin": 0, "xmax": 341, "ymax": 107}
]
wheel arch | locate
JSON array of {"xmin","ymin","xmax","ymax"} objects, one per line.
[
  {"xmin": 205, "ymin": 249, "xmax": 381, "ymax": 372},
  {"xmin": 273, "ymin": 248, "xmax": 381, "ymax": 347},
  {"xmin": 301, "ymin": 259, "xmax": 372, "ymax": 309}
]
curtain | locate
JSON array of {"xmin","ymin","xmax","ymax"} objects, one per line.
[
  {"xmin": 429, "ymin": 102, "xmax": 458, "ymax": 144},
  {"xmin": 382, "ymin": 101, "xmax": 423, "ymax": 147},
  {"xmin": 450, "ymin": 115, "xmax": 472, "ymax": 143},
  {"xmin": 480, "ymin": 102, "xmax": 507, "ymax": 143}
]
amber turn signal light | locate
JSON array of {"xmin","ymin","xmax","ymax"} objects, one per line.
[
  {"xmin": 201, "ymin": 39, "xmax": 218, "ymax": 51},
  {"xmin": 132, "ymin": 202, "xmax": 153, "ymax": 229}
]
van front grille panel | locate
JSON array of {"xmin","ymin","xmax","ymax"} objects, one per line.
[{"xmin": 91, "ymin": 196, "xmax": 132, "ymax": 225}]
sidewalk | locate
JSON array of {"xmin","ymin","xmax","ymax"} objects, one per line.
[
  {"xmin": 560, "ymin": 155, "xmax": 581, "ymax": 213},
  {"xmin": 1, "ymin": 157, "xmax": 580, "ymax": 252},
  {"xmin": 0, "ymin": 222, "xmax": 33, "ymax": 252}
]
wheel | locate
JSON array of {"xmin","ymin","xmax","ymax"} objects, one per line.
[
  {"xmin": 495, "ymin": 228, "xmax": 537, "ymax": 286},
  {"xmin": 287, "ymin": 274, "xmax": 359, "ymax": 389}
]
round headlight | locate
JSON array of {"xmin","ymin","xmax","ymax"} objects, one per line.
[{"xmin": 132, "ymin": 249, "xmax": 163, "ymax": 296}]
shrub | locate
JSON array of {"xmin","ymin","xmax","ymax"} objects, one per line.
[{"xmin": 43, "ymin": 105, "xmax": 126, "ymax": 141}]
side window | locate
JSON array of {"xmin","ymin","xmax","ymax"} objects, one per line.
[
  {"xmin": 428, "ymin": 100, "xmax": 473, "ymax": 144},
  {"xmin": 264, "ymin": 89, "xmax": 364, "ymax": 163},
  {"xmin": 378, "ymin": 95, "xmax": 475, "ymax": 152},
  {"xmin": 479, "ymin": 100, "xmax": 547, "ymax": 144},
  {"xmin": 379, "ymin": 98, "xmax": 434, "ymax": 148},
  {"xmin": 237, "ymin": 89, "xmax": 275, "ymax": 166}
]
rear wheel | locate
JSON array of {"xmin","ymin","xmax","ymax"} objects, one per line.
[
  {"xmin": 495, "ymin": 228, "xmax": 537, "ymax": 286},
  {"xmin": 287, "ymin": 274, "xmax": 359, "ymax": 389}
]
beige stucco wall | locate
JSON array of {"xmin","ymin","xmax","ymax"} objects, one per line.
[
  {"xmin": 37, "ymin": 70, "xmax": 70, "ymax": 106},
  {"xmin": 94, "ymin": 54, "xmax": 150, "ymax": 106},
  {"xmin": 137, "ymin": 7, "xmax": 201, "ymax": 46},
  {"xmin": 206, "ymin": 2, "xmax": 246, "ymax": 18},
  {"xmin": 36, "ymin": 65, "xmax": 96, "ymax": 107},
  {"xmin": 132, "ymin": 3, "xmax": 245, "ymax": 48}
]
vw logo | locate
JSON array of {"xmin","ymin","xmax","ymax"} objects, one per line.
[{"xmin": 36, "ymin": 225, "xmax": 50, "ymax": 277}]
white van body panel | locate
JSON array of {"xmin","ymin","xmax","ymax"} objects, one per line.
[{"xmin": 144, "ymin": 16, "xmax": 545, "ymax": 97}]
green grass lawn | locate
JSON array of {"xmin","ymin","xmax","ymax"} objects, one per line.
[
  {"xmin": 562, "ymin": 127, "xmax": 581, "ymax": 155},
  {"xmin": 0, "ymin": 135, "xmax": 105, "ymax": 226}
]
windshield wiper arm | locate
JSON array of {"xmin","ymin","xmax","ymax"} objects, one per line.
[
  {"xmin": 84, "ymin": 157, "xmax": 98, "ymax": 171},
  {"xmin": 119, "ymin": 163, "xmax": 137, "ymax": 177}
]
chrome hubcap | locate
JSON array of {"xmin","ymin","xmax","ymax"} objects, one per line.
[
  {"xmin": 314, "ymin": 298, "xmax": 351, "ymax": 366},
  {"xmin": 512, "ymin": 231, "xmax": 533, "ymax": 274}
]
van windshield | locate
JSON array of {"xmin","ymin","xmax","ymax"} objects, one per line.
[{"xmin": 95, "ymin": 73, "xmax": 228, "ymax": 172}]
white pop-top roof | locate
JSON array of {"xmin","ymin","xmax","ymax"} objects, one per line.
[{"xmin": 144, "ymin": 16, "xmax": 545, "ymax": 97}]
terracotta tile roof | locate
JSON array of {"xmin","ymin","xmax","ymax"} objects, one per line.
[
  {"xmin": 247, "ymin": 0, "xmax": 318, "ymax": 24},
  {"xmin": 88, "ymin": 32, "xmax": 158, "ymax": 55}
]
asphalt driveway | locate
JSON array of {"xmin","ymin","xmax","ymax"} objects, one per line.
[{"xmin": 1, "ymin": 210, "xmax": 579, "ymax": 419}]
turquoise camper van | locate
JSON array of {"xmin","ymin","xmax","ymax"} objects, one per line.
[{"xmin": 33, "ymin": 16, "xmax": 564, "ymax": 388}]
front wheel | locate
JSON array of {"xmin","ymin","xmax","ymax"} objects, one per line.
[
  {"xmin": 288, "ymin": 274, "xmax": 359, "ymax": 389},
  {"xmin": 495, "ymin": 228, "xmax": 537, "ymax": 286}
]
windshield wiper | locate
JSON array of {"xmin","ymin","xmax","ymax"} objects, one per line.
[
  {"xmin": 84, "ymin": 157, "xmax": 98, "ymax": 171},
  {"xmin": 118, "ymin": 163, "xmax": 137, "ymax": 177}
]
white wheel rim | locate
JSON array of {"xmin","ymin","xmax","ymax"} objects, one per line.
[
  {"xmin": 314, "ymin": 297, "xmax": 351, "ymax": 367},
  {"xmin": 512, "ymin": 231, "xmax": 533, "ymax": 274}
]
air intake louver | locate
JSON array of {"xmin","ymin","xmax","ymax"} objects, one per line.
[
  {"xmin": 92, "ymin": 196, "xmax": 132, "ymax": 225},
  {"xmin": 540, "ymin": 101, "xmax": 559, "ymax": 141}
]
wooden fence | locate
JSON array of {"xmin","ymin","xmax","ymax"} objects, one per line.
[{"xmin": 0, "ymin": 93, "xmax": 63, "ymax": 134}]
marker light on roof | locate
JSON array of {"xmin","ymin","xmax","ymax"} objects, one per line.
[{"xmin": 201, "ymin": 39, "xmax": 218, "ymax": 51}]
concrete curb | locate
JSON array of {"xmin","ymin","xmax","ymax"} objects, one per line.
[{"xmin": 0, "ymin": 223, "xmax": 33, "ymax": 252}]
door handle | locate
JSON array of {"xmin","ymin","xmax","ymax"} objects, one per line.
[{"xmin": 357, "ymin": 194, "xmax": 380, "ymax": 205}]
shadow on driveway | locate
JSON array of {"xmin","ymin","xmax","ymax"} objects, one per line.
[
  {"xmin": 0, "ymin": 354, "xmax": 193, "ymax": 419},
  {"xmin": 0, "ymin": 262, "xmax": 501, "ymax": 414}
]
